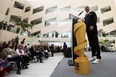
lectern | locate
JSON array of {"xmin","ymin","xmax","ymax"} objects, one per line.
[{"xmin": 68, "ymin": 14, "xmax": 90, "ymax": 74}]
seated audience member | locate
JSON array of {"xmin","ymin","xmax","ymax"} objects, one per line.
[
  {"xmin": 3, "ymin": 22, "xmax": 7, "ymax": 30},
  {"xmin": 50, "ymin": 44, "xmax": 54, "ymax": 57},
  {"xmin": 0, "ymin": 58, "xmax": 13, "ymax": 77},
  {"xmin": 2, "ymin": 41, "xmax": 7, "ymax": 49},
  {"xmin": 36, "ymin": 45, "xmax": 44, "ymax": 63},
  {"xmin": 29, "ymin": 45, "xmax": 37, "ymax": 60},
  {"xmin": 43, "ymin": 45, "xmax": 49, "ymax": 58},
  {"xmin": 0, "ymin": 41, "xmax": 3, "ymax": 53},
  {"xmin": 29, "ymin": 45, "xmax": 44, "ymax": 63},
  {"xmin": 16, "ymin": 44, "xmax": 30, "ymax": 69},
  {"xmin": 0, "ymin": 21, "xmax": 3, "ymax": 30},
  {"xmin": 0, "ymin": 43, "xmax": 24, "ymax": 74}
]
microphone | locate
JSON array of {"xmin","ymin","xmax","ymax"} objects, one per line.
[{"xmin": 78, "ymin": 11, "xmax": 83, "ymax": 16}]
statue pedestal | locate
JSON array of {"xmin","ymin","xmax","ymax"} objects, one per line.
[{"xmin": 74, "ymin": 57, "xmax": 90, "ymax": 74}]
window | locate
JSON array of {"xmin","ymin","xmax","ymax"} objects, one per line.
[
  {"xmin": 109, "ymin": 30, "xmax": 116, "ymax": 37},
  {"xmin": 46, "ymin": 6, "xmax": 57, "ymax": 14},
  {"xmin": 10, "ymin": 15, "xmax": 22, "ymax": 22},
  {"xmin": 14, "ymin": 1, "xmax": 24, "ymax": 10},
  {"xmin": 45, "ymin": 17, "xmax": 56, "ymax": 26},
  {"xmin": 59, "ymin": 5, "xmax": 71, "ymax": 12},
  {"xmin": 25, "ymin": 6, "xmax": 31, "ymax": 12},
  {"xmin": 91, "ymin": 5, "xmax": 98, "ymax": 11},
  {"xmin": 31, "ymin": 17, "xmax": 42, "ymax": 26},
  {"xmin": 101, "ymin": 6, "xmax": 111, "ymax": 14},
  {"xmin": 23, "ymin": 18, "xmax": 28, "ymax": 23},
  {"xmin": 33, "ymin": 6, "xmax": 44, "ymax": 14},
  {"xmin": 73, "ymin": 5, "xmax": 84, "ymax": 12},
  {"xmin": 43, "ymin": 31, "xmax": 59, "ymax": 38},
  {"xmin": 5, "ymin": 8, "xmax": 10, "ymax": 15},
  {"xmin": 103, "ymin": 17, "xmax": 114, "ymax": 26},
  {"xmin": 31, "ymin": 31, "xmax": 41, "ymax": 37},
  {"xmin": 58, "ymin": 18, "xmax": 71, "ymax": 27},
  {"xmin": 61, "ymin": 31, "xmax": 71, "ymax": 38}
]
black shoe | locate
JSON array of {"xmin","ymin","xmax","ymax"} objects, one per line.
[
  {"xmin": 40, "ymin": 61, "xmax": 44, "ymax": 63},
  {"xmin": 16, "ymin": 70, "xmax": 21, "ymax": 74},
  {"xmin": 25, "ymin": 66, "xmax": 28, "ymax": 69},
  {"xmin": 26, "ymin": 63, "xmax": 30, "ymax": 66},
  {"xmin": 37, "ymin": 59, "xmax": 39, "ymax": 62}
]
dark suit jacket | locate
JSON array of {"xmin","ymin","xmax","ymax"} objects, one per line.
[
  {"xmin": 29, "ymin": 47, "xmax": 35, "ymax": 53},
  {"xmin": 84, "ymin": 11, "xmax": 97, "ymax": 30}
]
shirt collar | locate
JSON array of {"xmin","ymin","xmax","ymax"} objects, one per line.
[{"xmin": 87, "ymin": 11, "xmax": 91, "ymax": 14}]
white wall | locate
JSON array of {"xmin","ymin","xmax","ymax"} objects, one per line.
[
  {"xmin": 0, "ymin": 30, "xmax": 32, "ymax": 43},
  {"xmin": 1, "ymin": 0, "xmax": 116, "ymax": 42},
  {"xmin": 27, "ymin": 0, "xmax": 116, "ymax": 34},
  {"xmin": 0, "ymin": 0, "xmax": 10, "ymax": 21}
]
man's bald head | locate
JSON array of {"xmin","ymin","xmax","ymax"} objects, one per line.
[{"xmin": 85, "ymin": 5, "xmax": 90, "ymax": 13}]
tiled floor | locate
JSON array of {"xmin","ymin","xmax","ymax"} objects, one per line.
[{"xmin": 5, "ymin": 53, "xmax": 63, "ymax": 77}]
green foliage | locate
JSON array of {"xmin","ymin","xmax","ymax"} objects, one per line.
[
  {"xmin": 98, "ymin": 29, "xmax": 108, "ymax": 37},
  {"xmin": 99, "ymin": 39, "xmax": 110, "ymax": 46},
  {"xmin": 14, "ymin": 19, "xmax": 32, "ymax": 29}
]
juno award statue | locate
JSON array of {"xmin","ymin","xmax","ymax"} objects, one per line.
[{"xmin": 69, "ymin": 14, "xmax": 90, "ymax": 74}]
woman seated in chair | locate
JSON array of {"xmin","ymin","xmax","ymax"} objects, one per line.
[
  {"xmin": 0, "ymin": 42, "xmax": 24, "ymax": 74},
  {"xmin": 16, "ymin": 44, "xmax": 30, "ymax": 69}
]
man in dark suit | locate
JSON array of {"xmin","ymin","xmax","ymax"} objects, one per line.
[{"xmin": 84, "ymin": 6, "xmax": 101, "ymax": 64}]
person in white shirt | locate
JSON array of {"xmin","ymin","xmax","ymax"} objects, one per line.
[
  {"xmin": 16, "ymin": 44, "xmax": 30, "ymax": 69},
  {"xmin": 0, "ymin": 43, "xmax": 24, "ymax": 74}
]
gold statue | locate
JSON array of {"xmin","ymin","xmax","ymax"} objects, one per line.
[{"xmin": 74, "ymin": 19, "xmax": 90, "ymax": 74}]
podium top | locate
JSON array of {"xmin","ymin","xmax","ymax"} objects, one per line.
[{"xmin": 69, "ymin": 14, "xmax": 80, "ymax": 20}]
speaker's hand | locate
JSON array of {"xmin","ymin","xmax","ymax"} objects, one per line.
[{"xmin": 90, "ymin": 26, "xmax": 94, "ymax": 31}]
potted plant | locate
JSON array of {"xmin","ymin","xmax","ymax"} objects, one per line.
[{"xmin": 15, "ymin": 19, "xmax": 32, "ymax": 31}]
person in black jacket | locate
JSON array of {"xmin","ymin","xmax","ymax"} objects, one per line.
[
  {"xmin": 50, "ymin": 44, "xmax": 54, "ymax": 57},
  {"xmin": 84, "ymin": 5, "xmax": 101, "ymax": 64},
  {"xmin": 3, "ymin": 22, "xmax": 7, "ymax": 30},
  {"xmin": 29, "ymin": 45, "xmax": 44, "ymax": 63},
  {"xmin": 0, "ymin": 21, "xmax": 3, "ymax": 30}
]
